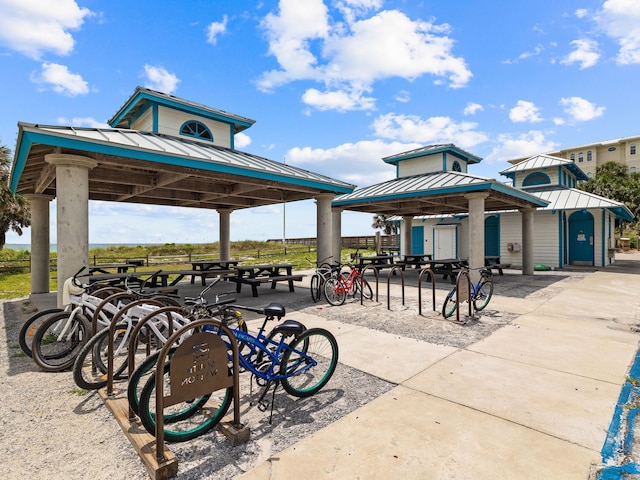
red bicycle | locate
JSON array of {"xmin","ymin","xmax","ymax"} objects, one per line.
[{"xmin": 323, "ymin": 264, "xmax": 373, "ymax": 306}]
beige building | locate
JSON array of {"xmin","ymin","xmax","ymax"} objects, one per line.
[{"xmin": 510, "ymin": 134, "xmax": 640, "ymax": 179}]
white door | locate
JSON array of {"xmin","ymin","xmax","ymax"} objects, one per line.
[{"xmin": 433, "ymin": 225, "xmax": 457, "ymax": 259}]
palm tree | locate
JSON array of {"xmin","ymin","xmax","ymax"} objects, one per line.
[
  {"xmin": 371, "ymin": 214, "xmax": 398, "ymax": 234},
  {"xmin": 0, "ymin": 142, "xmax": 30, "ymax": 249}
]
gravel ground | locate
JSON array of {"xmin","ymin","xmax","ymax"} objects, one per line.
[{"xmin": 0, "ymin": 270, "xmax": 588, "ymax": 479}]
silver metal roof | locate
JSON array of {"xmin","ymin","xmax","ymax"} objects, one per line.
[
  {"xmin": 534, "ymin": 188, "xmax": 633, "ymax": 220},
  {"xmin": 382, "ymin": 143, "xmax": 482, "ymax": 165},
  {"xmin": 333, "ymin": 171, "xmax": 547, "ymax": 216},
  {"xmin": 500, "ymin": 154, "xmax": 589, "ymax": 181}
]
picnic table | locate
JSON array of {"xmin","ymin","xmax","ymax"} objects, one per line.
[
  {"xmin": 89, "ymin": 263, "xmax": 134, "ymax": 274},
  {"xmin": 398, "ymin": 254, "xmax": 433, "ymax": 270},
  {"xmin": 484, "ymin": 256, "xmax": 510, "ymax": 275},
  {"xmin": 190, "ymin": 259, "xmax": 239, "ymax": 285},
  {"xmin": 228, "ymin": 263, "xmax": 304, "ymax": 297},
  {"xmin": 427, "ymin": 259, "xmax": 468, "ymax": 283},
  {"xmin": 357, "ymin": 255, "xmax": 396, "ymax": 271}
]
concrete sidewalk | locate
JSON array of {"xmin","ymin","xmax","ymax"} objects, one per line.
[{"xmin": 236, "ymin": 254, "xmax": 640, "ymax": 480}]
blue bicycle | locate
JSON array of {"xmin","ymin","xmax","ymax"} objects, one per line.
[
  {"xmin": 442, "ymin": 267, "xmax": 493, "ymax": 318},
  {"xmin": 129, "ymin": 302, "xmax": 339, "ymax": 442}
]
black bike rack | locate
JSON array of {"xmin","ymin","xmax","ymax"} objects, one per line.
[
  {"xmin": 386, "ymin": 266, "xmax": 405, "ymax": 310},
  {"xmin": 360, "ymin": 264, "xmax": 380, "ymax": 305},
  {"xmin": 417, "ymin": 267, "xmax": 436, "ymax": 315}
]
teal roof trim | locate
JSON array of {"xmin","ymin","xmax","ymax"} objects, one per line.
[
  {"xmin": 10, "ymin": 126, "xmax": 355, "ymax": 195},
  {"xmin": 109, "ymin": 87, "xmax": 255, "ymax": 133},
  {"xmin": 383, "ymin": 144, "xmax": 482, "ymax": 166}
]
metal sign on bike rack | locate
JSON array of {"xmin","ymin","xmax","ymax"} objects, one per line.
[
  {"xmin": 454, "ymin": 270, "xmax": 472, "ymax": 324},
  {"xmin": 155, "ymin": 318, "xmax": 248, "ymax": 462}
]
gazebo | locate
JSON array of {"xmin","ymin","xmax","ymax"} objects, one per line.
[{"xmin": 9, "ymin": 87, "xmax": 355, "ymax": 305}]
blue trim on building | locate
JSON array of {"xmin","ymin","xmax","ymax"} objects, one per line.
[
  {"xmin": 442, "ymin": 152, "xmax": 446, "ymax": 171},
  {"xmin": 10, "ymin": 130, "xmax": 354, "ymax": 194},
  {"xmin": 558, "ymin": 212, "xmax": 563, "ymax": 267},
  {"xmin": 601, "ymin": 209, "xmax": 606, "ymax": 266},
  {"xmin": 152, "ymin": 104, "xmax": 158, "ymax": 133}
]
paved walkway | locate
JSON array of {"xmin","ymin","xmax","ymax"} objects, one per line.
[{"xmin": 235, "ymin": 254, "xmax": 640, "ymax": 480}]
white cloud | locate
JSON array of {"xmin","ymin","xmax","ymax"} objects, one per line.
[
  {"xmin": 509, "ymin": 100, "xmax": 543, "ymax": 123},
  {"xmin": 559, "ymin": 96, "xmax": 605, "ymax": 122},
  {"xmin": 207, "ymin": 15, "xmax": 228, "ymax": 45},
  {"xmin": 503, "ymin": 45, "xmax": 544, "ymax": 64},
  {"xmin": 31, "ymin": 62, "xmax": 89, "ymax": 96},
  {"xmin": 57, "ymin": 116, "xmax": 109, "ymax": 128},
  {"xmin": 560, "ymin": 38, "xmax": 600, "ymax": 69},
  {"xmin": 463, "ymin": 102, "xmax": 483, "ymax": 116},
  {"xmin": 575, "ymin": 9, "xmax": 589, "ymax": 19},
  {"xmin": 143, "ymin": 65, "xmax": 180, "ymax": 93},
  {"xmin": 301, "ymin": 86, "xmax": 375, "ymax": 111},
  {"xmin": 234, "ymin": 132, "xmax": 251, "ymax": 148},
  {"xmin": 394, "ymin": 90, "xmax": 410, "ymax": 103},
  {"xmin": 287, "ymin": 139, "xmax": 416, "ymax": 186},
  {"xmin": 258, "ymin": 2, "xmax": 471, "ymax": 111},
  {"xmin": 594, "ymin": 0, "xmax": 640, "ymax": 64},
  {"xmin": 371, "ymin": 113, "xmax": 488, "ymax": 149},
  {"xmin": 485, "ymin": 131, "xmax": 560, "ymax": 163},
  {"xmin": 0, "ymin": 0, "xmax": 92, "ymax": 59}
]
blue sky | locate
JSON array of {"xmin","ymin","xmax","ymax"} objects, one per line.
[{"xmin": 2, "ymin": 0, "xmax": 639, "ymax": 245}]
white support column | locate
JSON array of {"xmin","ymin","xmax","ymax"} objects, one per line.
[
  {"xmin": 218, "ymin": 208, "xmax": 231, "ymax": 261},
  {"xmin": 401, "ymin": 216, "xmax": 413, "ymax": 257},
  {"xmin": 45, "ymin": 154, "xmax": 97, "ymax": 307},
  {"xmin": 316, "ymin": 193, "xmax": 335, "ymax": 265},
  {"xmin": 466, "ymin": 192, "xmax": 489, "ymax": 277},
  {"xmin": 521, "ymin": 207, "xmax": 535, "ymax": 275},
  {"xmin": 331, "ymin": 208, "xmax": 342, "ymax": 265},
  {"xmin": 24, "ymin": 194, "xmax": 54, "ymax": 294}
]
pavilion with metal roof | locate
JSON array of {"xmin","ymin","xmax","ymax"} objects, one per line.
[
  {"xmin": 333, "ymin": 145, "xmax": 549, "ymax": 275},
  {"xmin": 9, "ymin": 87, "xmax": 355, "ymax": 303}
]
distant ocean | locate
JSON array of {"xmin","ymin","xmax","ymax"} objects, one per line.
[{"xmin": 4, "ymin": 243, "xmax": 160, "ymax": 253}]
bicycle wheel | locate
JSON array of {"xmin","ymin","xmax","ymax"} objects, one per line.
[
  {"xmin": 137, "ymin": 365, "xmax": 231, "ymax": 442},
  {"xmin": 19, "ymin": 308, "xmax": 64, "ymax": 357},
  {"xmin": 354, "ymin": 276, "xmax": 373, "ymax": 300},
  {"xmin": 473, "ymin": 279, "xmax": 494, "ymax": 311},
  {"xmin": 280, "ymin": 328, "xmax": 339, "ymax": 398},
  {"xmin": 32, "ymin": 312, "xmax": 90, "ymax": 372},
  {"xmin": 72, "ymin": 323, "xmax": 132, "ymax": 390},
  {"xmin": 441, "ymin": 289, "xmax": 458, "ymax": 318},
  {"xmin": 310, "ymin": 274, "xmax": 321, "ymax": 303},
  {"xmin": 323, "ymin": 277, "xmax": 346, "ymax": 306}
]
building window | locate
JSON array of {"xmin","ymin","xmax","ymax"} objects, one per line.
[
  {"xmin": 180, "ymin": 120, "xmax": 213, "ymax": 141},
  {"xmin": 578, "ymin": 152, "xmax": 583, "ymax": 162},
  {"xmin": 570, "ymin": 153, "xmax": 575, "ymax": 161},
  {"xmin": 631, "ymin": 144, "xmax": 637, "ymax": 155},
  {"xmin": 587, "ymin": 150, "xmax": 592, "ymax": 161},
  {"xmin": 631, "ymin": 167, "xmax": 637, "ymax": 174},
  {"xmin": 587, "ymin": 171, "xmax": 593, "ymax": 179},
  {"xmin": 522, "ymin": 172, "xmax": 551, "ymax": 187},
  {"xmin": 452, "ymin": 160, "xmax": 462, "ymax": 172}
]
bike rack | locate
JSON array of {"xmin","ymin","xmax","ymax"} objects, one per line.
[
  {"xmin": 453, "ymin": 269, "xmax": 473, "ymax": 324},
  {"xmin": 417, "ymin": 267, "xmax": 437, "ymax": 315},
  {"xmin": 386, "ymin": 266, "xmax": 405, "ymax": 310},
  {"xmin": 360, "ymin": 264, "xmax": 380, "ymax": 305}
]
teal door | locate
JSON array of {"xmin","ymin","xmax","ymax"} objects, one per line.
[
  {"xmin": 411, "ymin": 226, "xmax": 424, "ymax": 254},
  {"xmin": 484, "ymin": 216, "xmax": 500, "ymax": 257},
  {"xmin": 569, "ymin": 211, "xmax": 594, "ymax": 265}
]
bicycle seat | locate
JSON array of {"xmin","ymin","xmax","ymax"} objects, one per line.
[
  {"xmin": 264, "ymin": 302, "xmax": 286, "ymax": 319},
  {"xmin": 270, "ymin": 320, "xmax": 306, "ymax": 337}
]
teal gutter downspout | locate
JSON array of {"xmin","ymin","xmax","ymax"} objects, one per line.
[
  {"xmin": 152, "ymin": 104, "xmax": 158, "ymax": 133},
  {"xmin": 557, "ymin": 211, "xmax": 563, "ymax": 268},
  {"xmin": 442, "ymin": 152, "xmax": 446, "ymax": 171},
  {"xmin": 601, "ymin": 209, "xmax": 606, "ymax": 267}
]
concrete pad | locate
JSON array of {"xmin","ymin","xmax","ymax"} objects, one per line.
[
  {"xmin": 404, "ymin": 349, "xmax": 621, "ymax": 450},
  {"xmin": 238, "ymin": 386, "xmax": 598, "ymax": 480},
  {"xmin": 515, "ymin": 311, "xmax": 640, "ymax": 345},
  {"xmin": 336, "ymin": 327, "xmax": 456, "ymax": 384},
  {"xmin": 468, "ymin": 323, "xmax": 637, "ymax": 382}
]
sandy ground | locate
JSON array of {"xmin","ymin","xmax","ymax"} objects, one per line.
[{"xmin": 0, "ymin": 268, "xmax": 591, "ymax": 479}]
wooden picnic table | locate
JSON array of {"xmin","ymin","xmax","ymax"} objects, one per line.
[
  {"xmin": 229, "ymin": 263, "xmax": 304, "ymax": 297},
  {"xmin": 357, "ymin": 255, "xmax": 396, "ymax": 270},
  {"xmin": 427, "ymin": 258, "xmax": 468, "ymax": 283},
  {"xmin": 89, "ymin": 263, "xmax": 133, "ymax": 274},
  {"xmin": 483, "ymin": 256, "xmax": 510, "ymax": 275},
  {"xmin": 190, "ymin": 259, "xmax": 239, "ymax": 286},
  {"xmin": 398, "ymin": 254, "xmax": 433, "ymax": 270}
]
